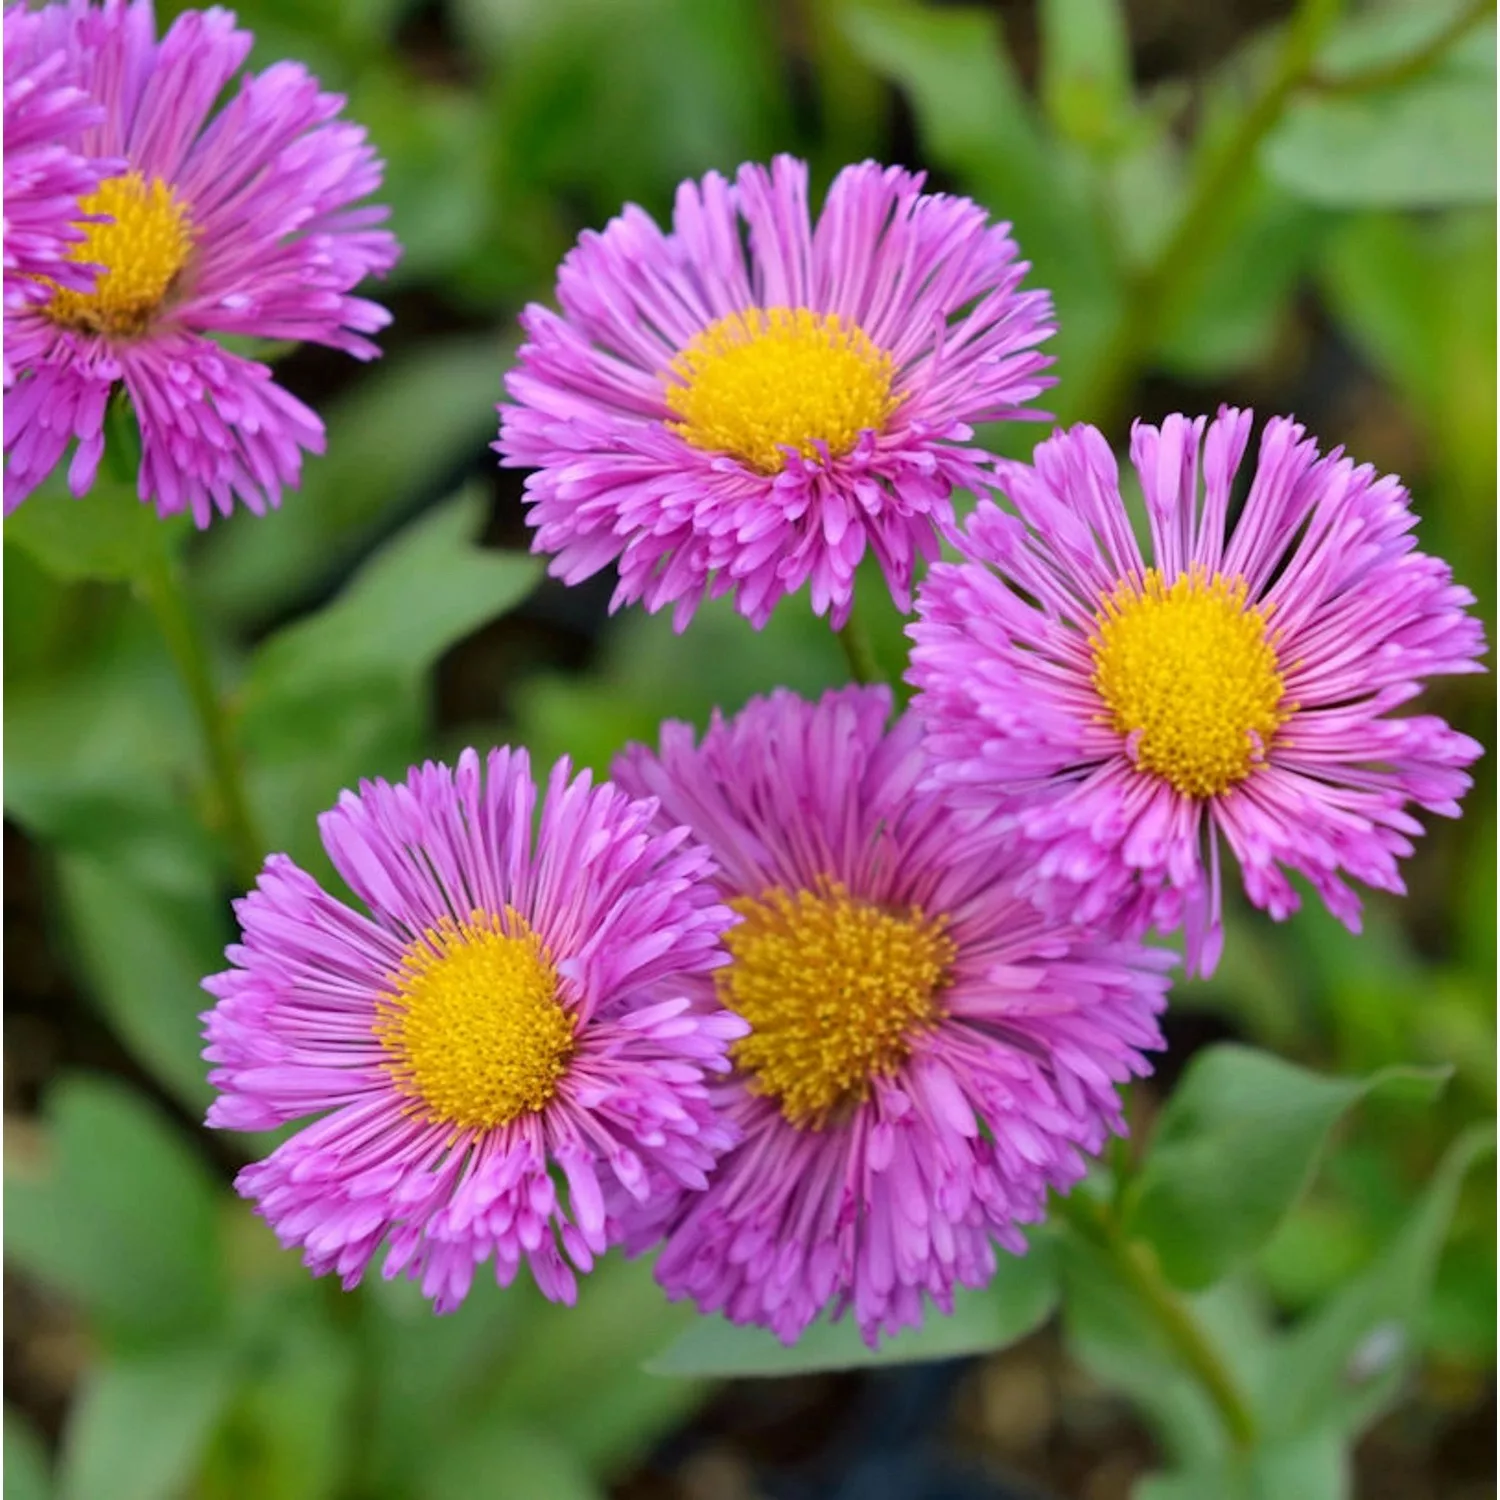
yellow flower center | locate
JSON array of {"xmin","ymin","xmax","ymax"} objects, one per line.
[
  {"xmin": 375, "ymin": 910, "xmax": 574, "ymax": 1133},
  {"xmin": 718, "ymin": 879, "xmax": 956, "ymax": 1127},
  {"xmin": 1090, "ymin": 566, "xmax": 1290, "ymax": 799},
  {"xmin": 47, "ymin": 172, "xmax": 194, "ymax": 337},
  {"xmin": 664, "ymin": 307, "xmax": 899, "ymax": 473}
]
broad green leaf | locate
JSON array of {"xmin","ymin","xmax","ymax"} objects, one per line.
[
  {"xmin": 55, "ymin": 846, "xmax": 227, "ymax": 1114},
  {"xmin": 1038, "ymin": 0, "xmax": 1133, "ymax": 151},
  {"xmin": 199, "ymin": 1297, "xmax": 357, "ymax": 1500},
  {"xmin": 194, "ymin": 337, "xmax": 512, "ymax": 629},
  {"xmin": 3, "ymin": 606, "xmax": 198, "ymax": 842},
  {"xmin": 1122, "ymin": 1046, "xmax": 1450, "ymax": 1290},
  {"xmin": 1138, "ymin": 1429, "xmax": 1348, "ymax": 1500},
  {"xmin": 649, "ymin": 1242, "xmax": 1056, "ymax": 1377},
  {"xmin": 4, "ymin": 1075, "xmax": 225, "ymax": 1343},
  {"xmin": 240, "ymin": 482, "xmax": 540, "ymax": 713},
  {"xmin": 3, "ymin": 472, "xmax": 188, "ymax": 584},
  {"xmin": 420, "ymin": 1427, "xmax": 603, "ymax": 1500},
  {"xmin": 479, "ymin": 1254, "xmax": 703, "ymax": 1475},
  {"xmin": 1258, "ymin": 1123, "xmax": 1496, "ymax": 1439},
  {"xmin": 56, "ymin": 1346, "xmax": 237, "ymax": 1500},
  {"xmin": 1264, "ymin": 62, "xmax": 1496, "ymax": 208},
  {"xmin": 5, "ymin": 1404, "xmax": 53, "ymax": 1500}
]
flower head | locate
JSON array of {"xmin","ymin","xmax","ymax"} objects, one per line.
[
  {"xmin": 909, "ymin": 410, "xmax": 1486, "ymax": 975},
  {"xmin": 2, "ymin": 4, "xmax": 120, "ymax": 382},
  {"xmin": 202, "ymin": 749, "xmax": 746, "ymax": 1312},
  {"xmin": 614, "ymin": 688, "xmax": 1168, "ymax": 1346},
  {"xmin": 498, "ymin": 155, "xmax": 1054, "ymax": 631},
  {"xmin": 4, "ymin": 0, "xmax": 400, "ymax": 523}
]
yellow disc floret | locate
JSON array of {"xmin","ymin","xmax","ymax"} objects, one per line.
[
  {"xmin": 1090, "ymin": 566, "xmax": 1290, "ymax": 799},
  {"xmin": 376, "ymin": 909, "xmax": 574, "ymax": 1133},
  {"xmin": 718, "ymin": 879, "xmax": 956, "ymax": 1127},
  {"xmin": 665, "ymin": 307, "xmax": 899, "ymax": 473},
  {"xmin": 47, "ymin": 172, "xmax": 194, "ymax": 337}
]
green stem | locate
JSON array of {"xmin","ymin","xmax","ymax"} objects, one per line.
[
  {"xmin": 1080, "ymin": 0, "xmax": 1344, "ymax": 426},
  {"xmin": 1306, "ymin": 0, "xmax": 1493, "ymax": 95},
  {"xmin": 1057, "ymin": 1192, "xmax": 1258, "ymax": 1453},
  {"xmin": 137, "ymin": 539, "xmax": 264, "ymax": 886},
  {"xmin": 836, "ymin": 607, "xmax": 884, "ymax": 687}
]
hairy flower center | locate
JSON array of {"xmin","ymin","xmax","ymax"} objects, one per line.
[
  {"xmin": 375, "ymin": 910, "xmax": 574, "ymax": 1132},
  {"xmin": 47, "ymin": 171, "xmax": 194, "ymax": 336},
  {"xmin": 718, "ymin": 880, "xmax": 956, "ymax": 1127},
  {"xmin": 1090, "ymin": 567, "xmax": 1289, "ymax": 799},
  {"xmin": 664, "ymin": 307, "xmax": 898, "ymax": 474}
]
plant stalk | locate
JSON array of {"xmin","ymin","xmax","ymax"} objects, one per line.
[
  {"xmin": 137, "ymin": 540, "xmax": 264, "ymax": 887},
  {"xmin": 836, "ymin": 608, "xmax": 884, "ymax": 687},
  {"xmin": 1056, "ymin": 1192, "xmax": 1258, "ymax": 1453}
]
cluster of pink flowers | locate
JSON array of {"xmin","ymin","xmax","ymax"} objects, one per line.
[{"xmin": 5, "ymin": 2, "xmax": 1483, "ymax": 1350}]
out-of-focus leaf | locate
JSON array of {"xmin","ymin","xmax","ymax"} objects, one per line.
[
  {"xmin": 5, "ymin": 1404, "xmax": 53, "ymax": 1500},
  {"xmin": 1155, "ymin": 169, "xmax": 1326, "ymax": 377},
  {"xmin": 55, "ymin": 845, "xmax": 226, "ymax": 1115},
  {"xmin": 3, "ymin": 473, "xmax": 188, "ymax": 584},
  {"xmin": 420, "ymin": 1426, "xmax": 603, "ymax": 1500},
  {"xmin": 1038, "ymin": 0, "xmax": 1133, "ymax": 151},
  {"xmin": 5, "ymin": 1076, "xmax": 225, "ymax": 1344},
  {"xmin": 3, "ymin": 542, "xmax": 70, "ymax": 679},
  {"xmin": 194, "ymin": 337, "xmax": 511, "ymax": 629},
  {"xmin": 56, "ymin": 1346, "xmax": 237, "ymax": 1500},
  {"xmin": 1123, "ymin": 1046, "xmax": 1450, "ymax": 1290},
  {"xmin": 241, "ymin": 483, "xmax": 540, "ymax": 712},
  {"xmin": 3, "ymin": 603, "xmax": 196, "ymax": 837},
  {"xmin": 1264, "ymin": 37, "xmax": 1496, "ymax": 208},
  {"xmin": 480, "ymin": 1255, "xmax": 704, "ymax": 1475},
  {"xmin": 1137, "ymin": 1430, "xmax": 1347, "ymax": 1500},
  {"xmin": 841, "ymin": 3, "xmax": 1121, "ymax": 421},
  {"xmin": 1259, "ymin": 1124, "xmax": 1495, "ymax": 1439},
  {"xmin": 649, "ymin": 1241, "xmax": 1056, "ymax": 1376},
  {"xmin": 199, "ymin": 1299, "xmax": 357, "ymax": 1500},
  {"xmin": 1054, "ymin": 1227, "xmax": 1236, "ymax": 1471}
]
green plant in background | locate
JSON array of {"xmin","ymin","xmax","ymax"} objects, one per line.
[{"xmin": 4, "ymin": 2, "xmax": 1494, "ymax": 1500}]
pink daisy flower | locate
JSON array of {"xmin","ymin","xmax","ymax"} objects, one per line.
[
  {"xmin": 4, "ymin": 0, "xmax": 399, "ymax": 524},
  {"xmin": 2, "ymin": 3, "xmax": 120, "ymax": 381},
  {"xmin": 908, "ymin": 409, "xmax": 1485, "ymax": 977},
  {"xmin": 497, "ymin": 155, "xmax": 1054, "ymax": 631},
  {"xmin": 201, "ymin": 748, "xmax": 747, "ymax": 1313},
  {"xmin": 613, "ymin": 687, "xmax": 1168, "ymax": 1347}
]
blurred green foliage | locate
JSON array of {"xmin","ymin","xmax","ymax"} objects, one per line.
[{"xmin": 4, "ymin": 0, "xmax": 1494, "ymax": 1497}]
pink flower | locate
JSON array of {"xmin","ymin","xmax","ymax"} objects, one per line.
[
  {"xmin": 615, "ymin": 687, "xmax": 1168, "ymax": 1346},
  {"xmin": 909, "ymin": 409, "xmax": 1485, "ymax": 976},
  {"xmin": 4, "ymin": 0, "xmax": 399, "ymax": 523},
  {"xmin": 498, "ymin": 155, "xmax": 1053, "ymax": 631},
  {"xmin": 203, "ymin": 749, "xmax": 746, "ymax": 1312}
]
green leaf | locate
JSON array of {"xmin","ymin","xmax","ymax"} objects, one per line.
[
  {"xmin": 420, "ymin": 1427, "xmax": 603, "ymax": 1500},
  {"xmin": 1264, "ymin": 53, "xmax": 1496, "ymax": 207},
  {"xmin": 193, "ymin": 337, "xmax": 512, "ymax": 629},
  {"xmin": 1258, "ymin": 1123, "xmax": 1496, "ymax": 1440},
  {"xmin": 479, "ymin": 1254, "xmax": 704, "ymax": 1475},
  {"xmin": 241, "ymin": 482, "xmax": 540, "ymax": 713},
  {"xmin": 4, "ymin": 1075, "xmax": 225, "ymax": 1344},
  {"xmin": 199, "ymin": 1296, "xmax": 357, "ymax": 1500},
  {"xmin": 56, "ymin": 1346, "xmax": 237, "ymax": 1500},
  {"xmin": 1137, "ymin": 1429, "xmax": 1348, "ymax": 1500},
  {"xmin": 5, "ymin": 1404, "xmax": 53, "ymax": 1500},
  {"xmin": 3, "ymin": 473, "xmax": 188, "ymax": 584},
  {"xmin": 649, "ymin": 1241, "xmax": 1055, "ymax": 1376},
  {"xmin": 1123, "ymin": 1046, "xmax": 1450, "ymax": 1290},
  {"xmin": 55, "ymin": 846, "xmax": 227, "ymax": 1115},
  {"xmin": 1038, "ymin": 0, "xmax": 1134, "ymax": 151}
]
